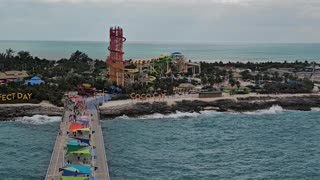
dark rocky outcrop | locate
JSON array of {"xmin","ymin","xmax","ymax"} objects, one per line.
[
  {"xmin": 0, "ymin": 104, "xmax": 63, "ymax": 121},
  {"xmin": 100, "ymin": 95, "xmax": 320, "ymax": 119},
  {"xmin": 2, "ymin": 95, "xmax": 319, "ymax": 121}
]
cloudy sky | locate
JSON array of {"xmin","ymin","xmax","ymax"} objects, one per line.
[{"xmin": 0, "ymin": 0, "xmax": 320, "ymax": 43}]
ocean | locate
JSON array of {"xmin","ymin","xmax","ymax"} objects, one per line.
[
  {"xmin": 1, "ymin": 108, "xmax": 320, "ymax": 179},
  {"xmin": 0, "ymin": 41, "xmax": 320, "ymax": 62},
  {"xmin": 0, "ymin": 115, "xmax": 61, "ymax": 180}
]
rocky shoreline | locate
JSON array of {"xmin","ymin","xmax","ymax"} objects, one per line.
[
  {"xmin": 0, "ymin": 103, "xmax": 63, "ymax": 121},
  {"xmin": 1, "ymin": 95, "xmax": 319, "ymax": 121},
  {"xmin": 99, "ymin": 95, "xmax": 320, "ymax": 119}
]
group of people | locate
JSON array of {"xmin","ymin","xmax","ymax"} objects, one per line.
[{"xmin": 60, "ymin": 96, "xmax": 98, "ymax": 179}]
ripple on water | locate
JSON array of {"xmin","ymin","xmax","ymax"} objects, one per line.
[
  {"xmin": 103, "ymin": 110, "xmax": 320, "ymax": 180},
  {"xmin": 0, "ymin": 119, "xmax": 59, "ymax": 180}
]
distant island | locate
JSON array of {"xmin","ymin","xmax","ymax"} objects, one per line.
[{"xmin": 0, "ymin": 47, "xmax": 319, "ymax": 119}]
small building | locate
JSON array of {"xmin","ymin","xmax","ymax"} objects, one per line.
[
  {"xmin": 0, "ymin": 71, "xmax": 29, "ymax": 83},
  {"xmin": 171, "ymin": 52, "xmax": 184, "ymax": 59},
  {"xmin": 305, "ymin": 65, "xmax": 320, "ymax": 72},
  {"xmin": 171, "ymin": 52, "xmax": 201, "ymax": 75},
  {"xmin": 233, "ymin": 72, "xmax": 243, "ymax": 81},
  {"xmin": 25, "ymin": 76, "xmax": 44, "ymax": 85},
  {"xmin": 268, "ymin": 68, "xmax": 295, "ymax": 76},
  {"xmin": 174, "ymin": 83, "xmax": 195, "ymax": 94}
]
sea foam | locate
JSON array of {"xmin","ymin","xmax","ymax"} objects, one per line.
[
  {"xmin": 113, "ymin": 106, "xmax": 286, "ymax": 120},
  {"xmin": 15, "ymin": 115, "xmax": 61, "ymax": 125},
  {"xmin": 311, "ymin": 108, "xmax": 320, "ymax": 112},
  {"xmin": 243, "ymin": 105, "xmax": 284, "ymax": 115},
  {"xmin": 116, "ymin": 111, "xmax": 221, "ymax": 120}
]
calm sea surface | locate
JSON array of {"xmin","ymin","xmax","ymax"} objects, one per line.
[
  {"xmin": 1, "ymin": 110, "xmax": 320, "ymax": 179},
  {"xmin": 0, "ymin": 41, "xmax": 320, "ymax": 62}
]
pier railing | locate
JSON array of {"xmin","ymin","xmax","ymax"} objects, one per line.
[
  {"xmin": 94, "ymin": 103, "xmax": 111, "ymax": 179},
  {"xmin": 45, "ymin": 103, "xmax": 66, "ymax": 179},
  {"xmin": 45, "ymin": 128, "xmax": 59, "ymax": 179}
]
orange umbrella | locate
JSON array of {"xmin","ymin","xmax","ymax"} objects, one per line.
[{"xmin": 69, "ymin": 123, "xmax": 87, "ymax": 133}]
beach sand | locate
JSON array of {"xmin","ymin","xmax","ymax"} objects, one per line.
[{"xmin": 100, "ymin": 93, "xmax": 320, "ymax": 109}]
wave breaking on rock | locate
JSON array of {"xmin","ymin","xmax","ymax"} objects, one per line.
[{"xmin": 15, "ymin": 115, "xmax": 61, "ymax": 125}]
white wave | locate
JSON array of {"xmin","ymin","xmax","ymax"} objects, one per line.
[
  {"xmin": 15, "ymin": 115, "xmax": 61, "ymax": 125},
  {"xmin": 311, "ymin": 108, "xmax": 320, "ymax": 112},
  {"xmin": 200, "ymin": 110, "xmax": 222, "ymax": 116},
  {"xmin": 114, "ymin": 111, "xmax": 221, "ymax": 120},
  {"xmin": 243, "ymin": 105, "xmax": 284, "ymax": 115},
  {"xmin": 139, "ymin": 111, "xmax": 201, "ymax": 119},
  {"xmin": 116, "ymin": 115, "xmax": 132, "ymax": 120}
]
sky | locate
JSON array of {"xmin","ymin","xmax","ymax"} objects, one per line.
[{"xmin": 0, "ymin": 0, "xmax": 320, "ymax": 43}]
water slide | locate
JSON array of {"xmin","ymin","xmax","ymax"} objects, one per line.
[
  {"xmin": 125, "ymin": 68, "xmax": 139, "ymax": 73},
  {"xmin": 150, "ymin": 66, "xmax": 158, "ymax": 74},
  {"xmin": 149, "ymin": 76, "xmax": 156, "ymax": 82}
]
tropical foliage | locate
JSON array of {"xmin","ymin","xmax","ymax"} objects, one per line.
[{"xmin": 0, "ymin": 49, "xmax": 107, "ymax": 106}]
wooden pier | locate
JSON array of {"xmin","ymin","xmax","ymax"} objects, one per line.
[{"xmin": 45, "ymin": 98, "xmax": 110, "ymax": 180}]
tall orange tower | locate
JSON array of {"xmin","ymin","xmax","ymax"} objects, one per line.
[{"xmin": 106, "ymin": 26, "xmax": 126, "ymax": 86}]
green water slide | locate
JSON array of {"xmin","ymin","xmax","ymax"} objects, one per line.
[{"xmin": 153, "ymin": 56, "xmax": 172, "ymax": 75}]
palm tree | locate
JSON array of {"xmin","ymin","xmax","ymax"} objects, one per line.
[
  {"xmin": 5, "ymin": 48, "xmax": 15, "ymax": 59},
  {"xmin": 0, "ymin": 52, "xmax": 5, "ymax": 59},
  {"xmin": 17, "ymin": 51, "xmax": 32, "ymax": 60},
  {"xmin": 70, "ymin": 50, "xmax": 90, "ymax": 62}
]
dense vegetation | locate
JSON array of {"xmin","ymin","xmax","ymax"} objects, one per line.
[
  {"xmin": 0, "ymin": 49, "xmax": 107, "ymax": 106},
  {"xmin": 0, "ymin": 48, "xmax": 317, "ymax": 105},
  {"xmin": 260, "ymin": 79, "xmax": 314, "ymax": 94},
  {"xmin": 200, "ymin": 60, "xmax": 312, "ymax": 72},
  {"xmin": 200, "ymin": 61, "xmax": 316, "ymax": 94},
  {"xmin": 0, "ymin": 82, "xmax": 64, "ymax": 106}
]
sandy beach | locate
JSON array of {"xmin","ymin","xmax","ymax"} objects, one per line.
[
  {"xmin": 100, "ymin": 93, "xmax": 320, "ymax": 108},
  {"xmin": 97, "ymin": 92, "xmax": 320, "ymax": 118}
]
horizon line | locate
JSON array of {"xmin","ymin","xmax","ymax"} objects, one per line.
[{"xmin": 1, "ymin": 39, "xmax": 320, "ymax": 45}]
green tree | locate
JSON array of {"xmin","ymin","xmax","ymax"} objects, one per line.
[
  {"xmin": 70, "ymin": 50, "xmax": 90, "ymax": 62},
  {"xmin": 17, "ymin": 51, "xmax": 32, "ymax": 60},
  {"xmin": 236, "ymin": 81, "xmax": 241, "ymax": 89},
  {"xmin": 229, "ymin": 78, "xmax": 236, "ymax": 87},
  {"xmin": 5, "ymin": 48, "xmax": 15, "ymax": 59}
]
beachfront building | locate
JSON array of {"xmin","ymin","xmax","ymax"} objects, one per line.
[
  {"xmin": 0, "ymin": 71, "xmax": 29, "ymax": 84},
  {"xmin": 175, "ymin": 83, "xmax": 196, "ymax": 94},
  {"xmin": 305, "ymin": 65, "xmax": 320, "ymax": 72},
  {"xmin": 172, "ymin": 52, "xmax": 201, "ymax": 75},
  {"xmin": 267, "ymin": 68, "xmax": 295, "ymax": 76},
  {"xmin": 24, "ymin": 76, "xmax": 44, "ymax": 85}
]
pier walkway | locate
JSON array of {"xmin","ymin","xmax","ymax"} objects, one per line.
[{"xmin": 45, "ymin": 95, "xmax": 111, "ymax": 180}]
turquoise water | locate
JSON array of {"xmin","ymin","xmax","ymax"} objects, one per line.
[
  {"xmin": 0, "ymin": 116, "xmax": 60, "ymax": 180},
  {"xmin": 1, "ymin": 110, "xmax": 320, "ymax": 179},
  {"xmin": 0, "ymin": 41, "xmax": 320, "ymax": 62},
  {"xmin": 103, "ymin": 109, "xmax": 320, "ymax": 180}
]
